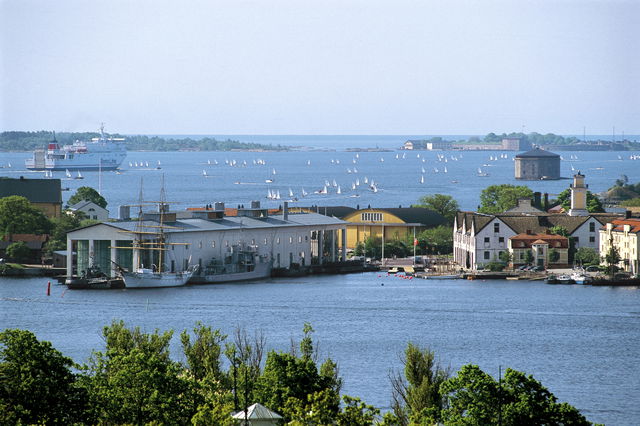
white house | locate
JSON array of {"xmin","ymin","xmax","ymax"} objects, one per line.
[
  {"xmin": 65, "ymin": 201, "xmax": 347, "ymax": 278},
  {"xmin": 453, "ymin": 174, "xmax": 622, "ymax": 269},
  {"xmin": 68, "ymin": 200, "xmax": 109, "ymax": 221}
]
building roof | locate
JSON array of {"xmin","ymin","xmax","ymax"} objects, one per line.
[
  {"xmin": 456, "ymin": 211, "xmax": 623, "ymax": 235},
  {"xmin": 231, "ymin": 403, "xmax": 282, "ymax": 420},
  {"xmin": 515, "ymin": 147, "xmax": 560, "ymax": 159},
  {"xmin": 69, "ymin": 200, "xmax": 108, "ymax": 212},
  {"xmin": 509, "ymin": 233, "xmax": 569, "ymax": 249},
  {"xmin": 605, "ymin": 218, "xmax": 640, "ymax": 233},
  {"xmin": 0, "ymin": 177, "xmax": 62, "ymax": 204},
  {"xmin": 291, "ymin": 206, "xmax": 357, "ymax": 218},
  {"xmin": 379, "ymin": 207, "xmax": 447, "ymax": 226}
]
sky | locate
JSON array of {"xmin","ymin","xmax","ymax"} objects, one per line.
[{"xmin": 1, "ymin": 0, "xmax": 638, "ymax": 135}]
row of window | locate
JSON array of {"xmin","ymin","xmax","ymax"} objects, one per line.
[
  {"xmin": 176, "ymin": 235, "xmax": 311, "ymax": 250},
  {"xmin": 361, "ymin": 212, "xmax": 383, "ymax": 221}
]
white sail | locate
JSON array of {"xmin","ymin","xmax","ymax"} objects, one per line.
[
  {"xmin": 337, "ymin": 185, "xmax": 341, "ymax": 194},
  {"xmin": 420, "ymin": 175, "xmax": 424, "ymax": 184},
  {"xmin": 65, "ymin": 169, "xmax": 72, "ymax": 178}
]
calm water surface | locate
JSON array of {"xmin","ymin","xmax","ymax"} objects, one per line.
[{"xmin": 1, "ymin": 274, "xmax": 639, "ymax": 425}]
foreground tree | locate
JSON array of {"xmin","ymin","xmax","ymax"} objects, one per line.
[
  {"xmin": 0, "ymin": 195, "xmax": 51, "ymax": 239},
  {"xmin": 440, "ymin": 364, "xmax": 591, "ymax": 425},
  {"xmin": 414, "ymin": 194, "xmax": 459, "ymax": 225},
  {"xmin": 575, "ymin": 247, "xmax": 600, "ymax": 266},
  {"xmin": 83, "ymin": 320, "xmax": 194, "ymax": 424},
  {"xmin": 5, "ymin": 241, "xmax": 32, "ymax": 263},
  {"xmin": 67, "ymin": 186, "xmax": 108, "ymax": 208},
  {"xmin": 604, "ymin": 245, "xmax": 621, "ymax": 278},
  {"xmin": 390, "ymin": 343, "xmax": 450, "ymax": 425},
  {"xmin": 479, "ymin": 184, "xmax": 534, "ymax": 214},
  {"xmin": 0, "ymin": 329, "xmax": 88, "ymax": 424}
]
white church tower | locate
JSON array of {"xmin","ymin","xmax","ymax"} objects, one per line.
[{"xmin": 568, "ymin": 171, "xmax": 589, "ymax": 216}]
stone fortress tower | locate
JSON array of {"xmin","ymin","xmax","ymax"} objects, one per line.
[
  {"xmin": 568, "ymin": 171, "xmax": 589, "ymax": 216},
  {"xmin": 514, "ymin": 147, "xmax": 561, "ymax": 180}
]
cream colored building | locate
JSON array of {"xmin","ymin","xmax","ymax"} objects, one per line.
[{"xmin": 599, "ymin": 218, "xmax": 640, "ymax": 274}]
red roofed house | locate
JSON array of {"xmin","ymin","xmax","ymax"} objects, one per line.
[
  {"xmin": 599, "ymin": 218, "xmax": 640, "ymax": 274},
  {"xmin": 508, "ymin": 232, "xmax": 569, "ymax": 269}
]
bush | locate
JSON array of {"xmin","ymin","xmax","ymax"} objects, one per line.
[
  {"xmin": 6, "ymin": 241, "xmax": 32, "ymax": 263},
  {"xmin": 483, "ymin": 261, "xmax": 505, "ymax": 272}
]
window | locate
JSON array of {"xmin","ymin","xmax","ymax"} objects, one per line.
[
  {"xmin": 289, "ymin": 236, "xmax": 293, "ymax": 244},
  {"xmin": 276, "ymin": 238, "xmax": 280, "ymax": 244},
  {"xmin": 92, "ymin": 215, "xmax": 97, "ymax": 220},
  {"xmin": 251, "ymin": 239, "xmax": 255, "ymax": 245},
  {"xmin": 499, "ymin": 237, "xmax": 504, "ymax": 243},
  {"xmin": 298, "ymin": 236, "xmax": 302, "ymax": 243},
  {"xmin": 198, "ymin": 241, "xmax": 202, "ymax": 249},
  {"xmin": 484, "ymin": 237, "xmax": 490, "ymax": 243},
  {"xmin": 589, "ymin": 222, "xmax": 595, "ymax": 232},
  {"xmin": 484, "ymin": 251, "xmax": 490, "ymax": 259},
  {"xmin": 574, "ymin": 237, "xmax": 579, "ymax": 243},
  {"xmin": 361, "ymin": 212, "xmax": 383, "ymax": 221},
  {"xmin": 589, "ymin": 236, "xmax": 595, "ymax": 243},
  {"xmin": 494, "ymin": 223, "xmax": 500, "ymax": 233},
  {"xmin": 225, "ymin": 240, "xmax": 229, "ymax": 247},
  {"xmin": 264, "ymin": 238, "xmax": 268, "ymax": 245},
  {"xmin": 211, "ymin": 241, "xmax": 216, "ymax": 248}
]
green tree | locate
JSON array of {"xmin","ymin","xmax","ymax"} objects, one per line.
[
  {"xmin": 620, "ymin": 197, "xmax": 640, "ymax": 207},
  {"xmin": 548, "ymin": 248, "xmax": 560, "ymax": 263},
  {"xmin": 549, "ymin": 226, "xmax": 576, "ymax": 264},
  {"xmin": 390, "ymin": 343, "xmax": 450, "ymax": 425},
  {"xmin": 499, "ymin": 251, "xmax": 512, "ymax": 265},
  {"xmin": 0, "ymin": 195, "xmax": 51, "ymax": 239},
  {"xmin": 255, "ymin": 324, "xmax": 341, "ymax": 423},
  {"xmin": 575, "ymin": 247, "xmax": 600, "ymax": 265},
  {"xmin": 440, "ymin": 364, "xmax": 591, "ymax": 425},
  {"xmin": 67, "ymin": 186, "xmax": 108, "ymax": 208},
  {"xmin": 418, "ymin": 225, "xmax": 453, "ymax": 255},
  {"xmin": 0, "ymin": 329, "xmax": 88, "ymax": 425},
  {"xmin": 604, "ymin": 245, "xmax": 621, "ymax": 278},
  {"xmin": 413, "ymin": 194, "xmax": 459, "ymax": 225},
  {"xmin": 5, "ymin": 241, "xmax": 32, "ymax": 263},
  {"xmin": 554, "ymin": 188, "xmax": 605, "ymax": 213},
  {"xmin": 524, "ymin": 250, "xmax": 534, "ymax": 264},
  {"xmin": 82, "ymin": 320, "xmax": 194, "ymax": 424},
  {"xmin": 44, "ymin": 210, "xmax": 84, "ymax": 255},
  {"xmin": 336, "ymin": 395, "xmax": 380, "ymax": 426},
  {"xmin": 479, "ymin": 184, "xmax": 534, "ymax": 214}
]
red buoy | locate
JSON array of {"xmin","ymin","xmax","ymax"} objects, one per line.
[{"xmin": 47, "ymin": 281, "xmax": 51, "ymax": 296}]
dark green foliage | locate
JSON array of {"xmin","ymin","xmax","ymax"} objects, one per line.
[
  {"xmin": 418, "ymin": 225, "xmax": 453, "ymax": 254},
  {"xmin": 484, "ymin": 261, "xmax": 506, "ymax": 271},
  {"xmin": 575, "ymin": 247, "xmax": 600, "ymax": 265},
  {"xmin": 441, "ymin": 364, "xmax": 592, "ymax": 425},
  {"xmin": 413, "ymin": 194, "xmax": 459, "ymax": 225},
  {"xmin": 336, "ymin": 395, "xmax": 380, "ymax": 425},
  {"xmin": 67, "ymin": 186, "xmax": 108, "ymax": 208},
  {"xmin": 548, "ymin": 248, "xmax": 560, "ymax": 263},
  {"xmin": 5, "ymin": 241, "xmax": 32, "ymax": 262},
  {"xmin": 554, "ymin": 188, "xmax": 605, "ymax": 213},
  {"xmin": 0, "ymin": 195, "xmax": 52, "ymax": 239},
  {"xmin": 83, "ymin": 320, "xmax": 194, "ymax": 424},
  {"xmin": 524, "ymin": 250, "xmax": 535, "ymax": 264},
  {"xmin": 604, "ymin": 245, "xmax": 621, "ymax": 277},
  {"xmin": 391, "ymin": 343, "xmax": 450, "ymax": 425},
  {"xmin": 255, "ymin": 324, "xmax": 341, "ymax": 423},
  {"xmin": 44, "ymin": 210, "xmax": 85, "ymax": 255},
  {"xmin": 499, "ymin": 251, "xmax": 512, "ymax": 264},
  {"xmin": 354, "ymin": 236, "xmax": 412, "ymax": 259},
  {"xmin": 479, "ymin": 184, "xmax": 534, "ymax": 214},
  {"xmin": 0, "ymin": 329, "xmax": 88, "ymax": 425}
]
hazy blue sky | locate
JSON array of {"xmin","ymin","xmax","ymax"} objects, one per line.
[{"xmin": 1, "ymin": 0, "xmax": 638, "ymax": 135}]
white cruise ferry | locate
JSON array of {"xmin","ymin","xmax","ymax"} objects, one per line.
[{"xmin": 25, "ymin": 125, "xmax": 127, "ymax": 171}]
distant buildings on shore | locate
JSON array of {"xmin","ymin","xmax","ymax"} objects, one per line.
[{"xmin": 403, "ymin": 137, "xmax": 635, "ymax": 151}]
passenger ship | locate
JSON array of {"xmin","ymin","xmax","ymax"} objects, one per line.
[{"xmin": 25, "ymin": 125, "xmax": 127, "ymax": 171}]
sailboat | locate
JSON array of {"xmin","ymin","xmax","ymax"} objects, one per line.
[
  {"xmin": 420, "ymin": 175, "xmax": 424, "ymax": 184},
  {"xmin": 75, "ymin": 171, "xmax": 84, "ymax": 179},
  {"xmin": 477, "ymin": 167, "xmax": 489, "ymax": 177},
  {"xmin": 65, "ymin": 169, "xmax": 72, "ymax": 178},
  {"xmin": 337, "ymin": 185, "xmax": 341, "ymax": 194},
  {"xmin": 301, "ymin": 188, "xmax": 308, "ymax": 197},
  {"xmin": 156, "ymin": 160, "xmax": 162, "ymax": 169},
  {"xmin": 118, "ymin": 177, "xmax": 195, "ymax": 288}
]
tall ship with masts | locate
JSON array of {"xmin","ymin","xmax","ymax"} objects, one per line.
[
  {"xmin": 25, "ymin": 124, "xmax": 127, "ymax": 171},
  {"xmin": 114, "ymin": 178, "xmax": 195, "ymax": 288}
]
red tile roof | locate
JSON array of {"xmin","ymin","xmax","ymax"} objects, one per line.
[{"xmin": 605, "ymin": 219, "xmax": 640, "ymax": 233}]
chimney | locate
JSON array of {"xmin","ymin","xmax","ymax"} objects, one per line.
[
  {"xmin": 543, "ymin": 193, "xmax": 549, "ymax": 211},
  {"xmin": 526, "ymin": 229, "xmax": 532, "ymax": 235},
  {"xmin": 251, "ymin": 200, "xmax": 260, "ymax": 209},
  {"xmin": 119, "ymin": 205, "xmax": 131, "ymax": 220},
  {"xmin": 625, "ymin": 210, "xmax": 632, "ymax": 219},
  {"xmin": 214, "ymin": 202, "xmax": 225, "ymax": 211},
  {"xmin": 283, "ymin": 201, "xmax": 289, "ymax": 221},
  {"xmin": 533, "ymin": 192, "xmax": 541, "ymax": 209}
]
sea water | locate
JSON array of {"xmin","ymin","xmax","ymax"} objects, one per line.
[{"xmin": 1, "ymin": 274, "xmax": 639, "ymax": 425}]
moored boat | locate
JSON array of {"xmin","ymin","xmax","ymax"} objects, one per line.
[{"xmin": 190, "ymin": 243, "xmax": 272, "ymax": 284}]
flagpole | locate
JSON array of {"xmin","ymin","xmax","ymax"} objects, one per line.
[{"xmin": 413, "ymin": 226, "xmax": 416, "ymax": 266}]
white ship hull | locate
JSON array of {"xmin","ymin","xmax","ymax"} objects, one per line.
[{"xmin": 123, "ymin": 268, "xmax": 194, "ymax": 288}]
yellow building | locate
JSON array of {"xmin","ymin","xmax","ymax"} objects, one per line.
[
  {"xmin": 0, "ymin": 177, "xmax": 62, "ymax": 218},
  {"xmin": 599, "ymin": 218, "xmax": 640, "ymax": 274},
  {"xmin": 287, "ymin": 206, "xmax": 446, "ymax": 251}
]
